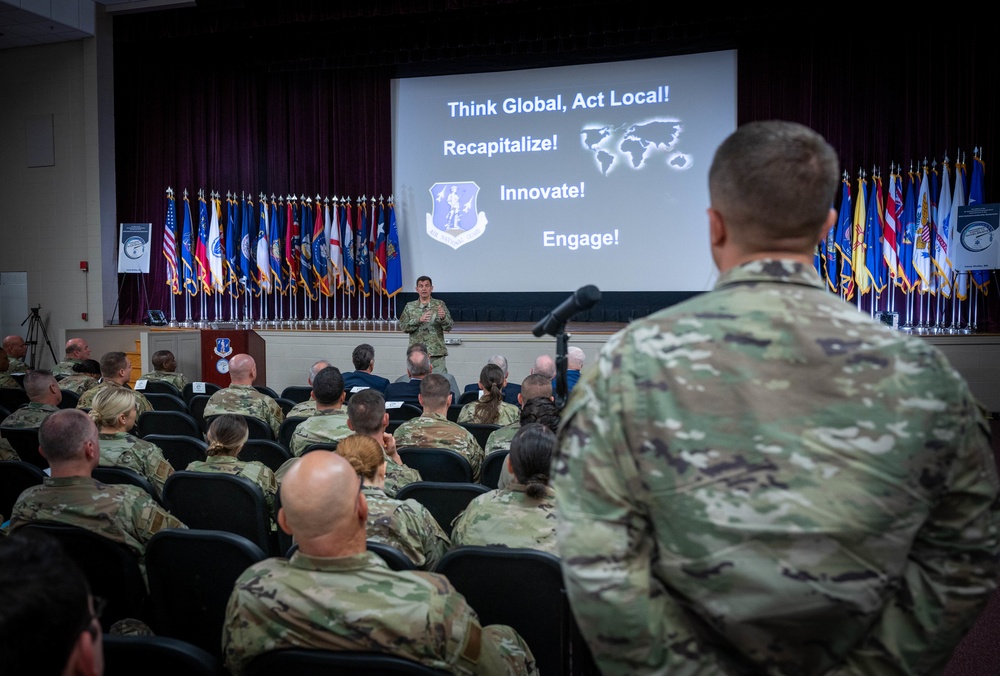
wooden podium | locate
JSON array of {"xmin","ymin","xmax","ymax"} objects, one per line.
[{"xmin": 199, "ymin": 330, "xmax": 267, "ymax": 388}]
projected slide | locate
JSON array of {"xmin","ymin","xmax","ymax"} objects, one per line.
[{"xmin": 391, "ymin": 50, "xmax": 736, "ymax": 293}]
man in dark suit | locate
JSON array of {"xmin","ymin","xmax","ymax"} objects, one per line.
[
  {"xmin": 342, "ymin": 343, "xmax": 390, "ymax": 395},
  {"xmin": 384, "ymin": 350, "xmax": 431, "ymax": 406},
  {"xmin": 462, "ymin": 354, "xmax": 521, "ymax": 406}
]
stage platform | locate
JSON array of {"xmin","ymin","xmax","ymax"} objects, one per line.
[{"xmin": 51, "ymin": 323, "xmax": 1000, "ymax": 413}]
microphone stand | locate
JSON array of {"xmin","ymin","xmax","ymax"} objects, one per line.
[{"xmin": 554, "ymin": 330, "xmax": 570, "ymax": 408}]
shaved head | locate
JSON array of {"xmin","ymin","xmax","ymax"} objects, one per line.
[
  {"xmin": 228, "ymin": 354, "xmax": 255, "ymax": 384},
  {"xmin": 279, "ymin": 451, "xmax": 367, "ymax": 554},
  {"xmin": 531, "ymin": 354, "xmax": 556, "ymax": 379}
]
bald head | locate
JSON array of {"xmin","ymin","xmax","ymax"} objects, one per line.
[
  {"xmin": 279, "ymin": 451, "xmax": 367, "ymax": 555},
  {"xmin": 3, "ymin": 335, "xmax": 26, "ymax": 358},
  {"xmin": 65, "ymin": 338, "xmax": 90, "ymax": 360},
  {"xmin": 567, "ymin": 346, "xmax": 585, "ymax": 370},
  {"xmin": 228, "ymin": 354, "xmax": 256, "ymax": 384},
  {"xmin": 531, "ymin": 354, "xmax": 556, "ymax": 379}
]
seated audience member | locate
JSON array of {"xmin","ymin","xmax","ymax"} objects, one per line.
[
  {"xmin": 384, "ymin": 349, "xmax": 431, "ymax": 406},
  {"xmin": 345, "ymin": 389, "xmax": 421, "ymax": 496},
  {"xmin": 90, "ymin": 387, "xmax": 174, "ymax": 500},
  {"xmin": 530, "ymin": 354, "xmax": 556, "ymax": 380},
  {"xmin": 53, "ymin": 338, "xmax": 92, "ymax": 378},
  {"xmin": 204, "ymin": 354, "xmax": 284, "ymax": 437},
  {"xmin": 58, "ymin": 359, "xmax": 102, "ymax": 396},
  {"xmin": 2, "ymin": 370, "xmax": 61, "ymax": 427},
  {"xmin": 222, "ymin": 450, "xmax": 537, "ymax": 676},
  {"xmin": 187, "ymin": 414, "xmax": 278, "ymax": 529},
  {"xmin": 0, "ymin": 534, "xmax": 103, "ymax": 676},
  {"xmin": 457, "ymin": 363, "xmax": 520, "ymax": 426},
  {"xmin": 0, "ymin": 437, "xmax": 19, "ymax": 461},
  {"xmin": 76, "ymin": 351, "xmax": 153, "ymax": 415},
  {"xmin": 553, "ymin": 346, "xmax": 585, "ymax": 396},
  {"xmin": 342, "ymin": 343, "xmax": 390, "ymax": 395},
  {"xmin": 462, "ymin": 355, "xmax": 520, "ymax": 406},
  {"xmin": 484, "ymin": 374, "xmax": 555, "ymax": 456},
  {"xmin": 0, "ymin": 352, "xmax": 21, "ymax": 389},
  {"xmin": 286, "ymin": 359, "xmax": 333, "ymax": 419},
  {"xmin": 393, "ymin": 374, "xmax": 484, "ymax": 481},
  {"xmin": 290, "ymin": 366, "xmax": 352, "ymax": 456},
  {"xmin": 7, "ymin": 409, "xmax": 185, "ymax": 578},
  {"xmin": 496, "ymin": 397, "xmax": 561, "ymax": 490},
  {"xmin": 392, "ymin": 343, "xmax": 461, "ymax": 400},
  {"xmin": 138, "ymin": 350, "xmax": 189, "ymax": 391},
  {"xmin": 337, "ymin": 434, "xmax": 449, "ymax": 570},
  {"xmin": 452, "ymin": 424, "xmax": 558, "ymax": 555},
  {"xmin": 2, "ymin": 334, "xmax": 29, "ymax": 373}
]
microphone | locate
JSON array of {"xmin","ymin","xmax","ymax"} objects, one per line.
[{"xmin": 532, "ymin": 285, "xmax": 602, "ymax": 337}]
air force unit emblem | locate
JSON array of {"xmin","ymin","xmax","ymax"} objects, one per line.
[
  {"xmin": 214, "ymin": 337, "xmax": 233, "ymax": 358},
  {"xmin": 426, "ymin": 182, "xmax": 487, "ymax": 250}
]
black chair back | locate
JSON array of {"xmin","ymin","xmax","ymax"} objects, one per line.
[
  {"xmin": 0, "ymin": 427, "xmax": 46, "ymax": 469},
  {"xmin": 143, "ymin": 434, "xmax": 208, "ymax": 471},
  {"xmin": 0, "ymin": 387, "xmax": 29, "ymax": 412},
  {"xmin": 0, "ymin": 460, "xmax": 45, "ymax": 520},
  {"xmin": 189, "ymin": 394, "xmax": 212, "ymax": 433},
  {"xmin": 394, "ymin": 482, "xmax": 489, "ymax": 536},
  {"xmin": 144, "ymin": 392, "xmax": 190, "ymax": 413},
  {"xmin": 276, "ymin": 397, "xmax": 296, "ymax": 417},
  {"xmin": 0, "ymin": 404, "xmax": 10, "ymax": 419},
  {"xmin": 12, "ymin": 522, "xmax": 148, "ymax": 631},
  {"xmin": 397, "ymin": 447, "xmax": 473, "ymax": 483},
  {"xmin": 246, "ymin": 649, "xmax": 450, "ymax": 675},
  {"xmin": 480, "ymin": 450, "xmax": 508, "ymax": 489},
  {"xmin": 280, "ymin": 385, "xmax": 312, "ymax": 404},
  {"xmin": 386, "ymin": 403, "xmax": 422, "ymax": 422},
  {"xmin": 240, "ymin": 439, "xmax": 291, "ymax": 473},
  {"xmin": 146, "ymin": 529, "xmax": 266, "ymax": 658},
  {"xmin": 435, "ymin": 546, "xmax": 571, "ymax": 676},
  {"xmin": 367, "ymin": 540, "xmax": 417, "ymax": 571},
  {"xmin": 457, "ymin": 390, "xmax": 479, "ymax": 406},
  {"xmin": 134, "ymin": 380, "xmax": 183, "ymax": 398},
  {"xmin": 458, "ymin": 422, "xmax": 499, "ymax": 449},
  {"xmin": 205, "ymin": 414, "xmax": 274, "ymax": 441},
  {"xmin": 137, "ymin": 410, "xmax": 201, "ymax": 439},
  {"xmin": 446, "ymin": 404, "xmax": 463, "ymax": 422},
  {"xmin": 278, "ymin": 416, "xmax": 307, "ymax": 450},
  {"xmin": 58, "ymin": 389, "xmax": 81, "ymax": 409},
  {"xmin": 93, "ymin": 466, "xmax": 158, "ymax": 500},
  {"xmin": 163, "ymin": 471, "xmax": 273, "ymax": 555},
  {"xmin": 181, "ymin": 382, "xmax": 221, "ymax": 405},
  {"xmin": 103, "ymin": 634, "xmax": 225, "ymax": 676},
  {"xmin": 254, "ymin": 384, "xmax": 280, "ymax": 399}
]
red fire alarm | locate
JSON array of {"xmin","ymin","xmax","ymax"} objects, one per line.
[{"xmin": 80, "ymin": 261, "xmax": 89, "ymax": 272}]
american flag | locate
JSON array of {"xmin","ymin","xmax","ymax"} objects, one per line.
[{"xmin": 164, "ymin": 189, "xmax": 179, "ymax": 294}]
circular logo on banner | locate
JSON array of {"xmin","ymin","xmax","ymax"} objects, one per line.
[
  {"xmin": 961, "ymin": 222, "xmax": 995, "ymax": 252},
  {"xmin": 216, "ymin": 358, "xmax": 230, "ymax": 375},
  {"xmin": 124, "ymin": 236, "xmax": 146, "ymax": 259}
]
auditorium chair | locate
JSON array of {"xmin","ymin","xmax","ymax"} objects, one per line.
[
  {"xmin": 0, "ymin": 426, "xmax": 46, "ymax": 469},
  {"xmin": 240, "ymin": 439, "xmax": 291, "ymax": 473},
  {"xmin": 479, "ymin": 450, "xmax": 508, "ymax": 489},
  {"xmin": 146, "ymin": 528, "xmax": 267, "ymax": 658},
  {"xmin": 280, "ymin": 385, "xmax": 312, "ymax": 404},
  {"xmin": 0, "ymin": 387, "xmax": 28, "ymax": 412},
  {"xmin": 446, "ymin": 404, "xmax": 463, "ymax": 422},
  {"xmin": 134, "ymin": 380, "xmax": 183, "ymax": 398},
  {"xmin": 144, "ymin": 392, "xmax": 190, "ymax": 413},
  {"xmin": 57, "ymin": 389, "xmax": 80, "ymax": 409},
  {"xmin": 181, "ymin": 382, "xmax": 221, "ymax": 405},
  {"xmin": 188, "ymin": 394, "xmax": 212, "ymax": 432},
  {"xmin": 92, "ymin": 466, "xmax": 159, "ymax": 501},
  {"xmin": 278, "ymin": 416, "xmax": 307, "ymax": 449},
  {"xmin": 457, "ymin": 391, "xmax": 479, "ymax": 406},
  {"xmin": 366, "ymin": 540, "xmax": 418, "ymax": 571},
  {"xmin": 458, "ymin": 422, "xmax": 499, "ymax": 449},
  {"xmin": 395, "ymin": 482, "xmax": 489, "ymax": 536},
  {"xmin": 276, "ymin": 397, "xmax": 297, "ymax": 417},
  {"xmin": 386, "ymin": 402, "xmax": 422, "ymax": 422},
  {"xmin": 143, "ymin": 434, "xmax": 208, "ymax": 471},
  {"xmin": 396, "ymin": 447, "xmax": 473, "ymax": 483},
  {"xmin": 162, "ymin": 471, "xmax": 274, "ymax": 555},
  {"xmin": 245, "ymin": 649, "xmax": 450, "ymax": 675},
  {"xmin": 205, "ymin": 414, "xmax": 274, "ymax": 441},
  {"xmin": 254, "ymin": 384, "xmax": 280, "ymax": 400},
  {"xmin": 137, "ymin": 410, "xmax": 201, "ymax": 440},
  {"xmin": 103, "ymin": 634, "xmax": 225, "ymax": 676},
  {"xmin": 0, "ymin": 460, "xmax": 45, "ymax": 520}
]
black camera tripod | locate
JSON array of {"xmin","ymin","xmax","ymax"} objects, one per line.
[{"xmin": 20, "ymin": 306, "xmax": 58, "ymax": 370}]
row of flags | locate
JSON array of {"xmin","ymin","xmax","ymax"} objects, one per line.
[
  {"xmin": 162, "ymin": 190, "xmax": 403, "ymax": 300},
  {"xmin": 817, "ymin": 149, "xmax": 991, "ymax": 301}
]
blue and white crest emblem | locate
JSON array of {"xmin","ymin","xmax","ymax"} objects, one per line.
[
  {"xmin": 214, "ymin": 338, "xmax": 233, "ymax": 358},
  {"xmin": 426, "ymin": 182, "xmax": 487, "ymax": 250}
]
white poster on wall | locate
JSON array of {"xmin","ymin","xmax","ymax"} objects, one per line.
[
  {"xmin": 118, "ymin": 223, "xmax": 152, "ymax": 274},
  {"xmin": 954, "ymin": 205, "xmax": 1000, "ymax": 271}
]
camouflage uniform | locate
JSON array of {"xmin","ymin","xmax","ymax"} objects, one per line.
[
  {"xmin": 77, "ymin": 380, "xmax": 154, "ymax": 416},
  {"xmin": 186, "ymin": 455, "xmax": 278, "ymax": 529},
  {"xmin": 52, "ymin": 358, "xmax": 83, "ymax": 378},
  {"xmin": 0, "ymin": 372, "xmax": 21, "ymax": 389},
  {"xmin": 5, "ymin": 355, "xmax": 27, "ymax": 373},
  {"xmin": 554, "ymin": 259, "xmax": 1000, "ymax": 676},
  {"xmin": 204, "ymin": 384, "xmax": 284, "ymax": 437},
  {"xmin": 451, "ymin": 484, "xmax": 558, "ymax": 555},
  {"xmin": 98, "ymin": 432, "xmax": 175, "ymax": 500},
  {"xmin": 457, "ymin": 400, "xmax": 520, "ymax": 426},
  {"xmin": 0, "ymin": 438, "xmax": 19, "ymax": 461},
  {"xmin": 394, "ymin": 412, "xmax": 484, "ymax": 482},
  {"xmin": 384, "ymin": 456, "xmax": 422, "ymax": 498},
  {"xmin": 222, "ymin": 550, "xmax": 538, "ymax": 676},
  {"xmin": 363, "ymin": 485, "xmax": 450, "ymax": 570},
  {"xmin": 6, "ymin": 475, "xmax": 186, "ymax": 578},
  {"xmin": 289, "ymin": 409, "xmax": 352, "ymax": 456},
  {"xmin": 399, "ymin": 298, "xmax": 454, "ymax": 374},
  {"xmin": 2, "ymin": 402, "xmax": 59, "ymax": 428},
  {"xmin": 57, "ymin": 373, "xmax": 99, "ymax": 396},
  {"xmin": 138, "ymin": 370, "xmax": 189, "ymax": 391},
  {"xmin": 286, "ymin": 399, "xmax": 318, "ymax": 419}
]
